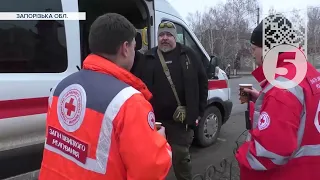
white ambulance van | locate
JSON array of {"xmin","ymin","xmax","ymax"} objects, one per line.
[{"xmin": 0, "ymin": 0, "xmax": 233, "ymax": 159}]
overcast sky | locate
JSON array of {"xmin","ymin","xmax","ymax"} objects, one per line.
[{"xmin": 168, "ymin": 0, "xmax": 320, "ymax": 22}]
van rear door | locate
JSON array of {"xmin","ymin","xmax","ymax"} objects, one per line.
[
  {"xmin": 143, "ymin": 0, "xmax": 155, "ymax": 48},
  {"xmin": 0, "ymin": 0, "xmax": 77, "ymax": 155},
  {"xmin": 77, "ymin": 0, "xmax": 155, "ymax": 59}
]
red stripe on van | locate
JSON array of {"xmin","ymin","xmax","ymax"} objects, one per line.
[
  {"xmin": 0, "ymin": 80, "xmax": 227, "ymax": 119},
  {"xmin": 208, "ymin": 80, "xmax": 228, "ymax": 90},
  {"xmin": 0, "ymin": 97, "xmax": 48, "ymax": 119}
]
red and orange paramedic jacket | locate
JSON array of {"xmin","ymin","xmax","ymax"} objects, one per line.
[
  {"xmin": 236, "ymin": 51, "xmax": 320, "ymax": 180},
  {"xmin": 39, "ymin": 54, "xmax": 172, "ymax": 180}
]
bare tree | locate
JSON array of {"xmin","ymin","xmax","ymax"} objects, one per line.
[
  {"xmin": 186, "ymin": 11, "xmax": 203, "ymax": 40},
  {"xmin": 187, "ymin": 3, "xmax": 320, "ymax": 71},
  {"xmin": 283, "ymin": 7, "xmax": 320, "ymax": 65},
  {"xmin": 187, "ymin": 0, "xmax": 258, "ymax": 72},
  {"xmin": 307, "ymin": 7, "xmax": 320, "ymax": 55},
  {"xmin": 306, "ymin": 6, "xmax": 320, "ymax": 67}
]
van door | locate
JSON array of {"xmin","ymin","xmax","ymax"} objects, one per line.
[
  {"xmin": 143, "ymin": 0, "xmax": 155, "ymax": 48},
  {"xmin": 154, "ymin": 11, "xmax": 230, "ymax": 102},
  {"xmin": 0, "ymin": 0, "xmax": 79, "ymax": 153},
  {"xmin": 78, "ymin": 0, "xmax": 155, "ymax": 60}
]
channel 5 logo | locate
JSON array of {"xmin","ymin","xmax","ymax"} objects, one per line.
[{"xmin": 263, "ymin": 44, "xmax": 307, "ymax": 89}]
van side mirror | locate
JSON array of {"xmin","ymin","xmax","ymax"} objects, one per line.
[
  {"xmin": 210, "ymin": 55, "xmax": 217, "ymax": 66},
  {"xmin": 207, "ymin": 55, "xmax": 219, "ymax": 79},
  {"xmin": 210, "ymin": 55, "xmax": 221, "ymax": 67}
]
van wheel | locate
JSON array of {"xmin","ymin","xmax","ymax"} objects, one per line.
[{"xmin": 196, "ymin": 106, "xmax": 222, "ymax": 147}]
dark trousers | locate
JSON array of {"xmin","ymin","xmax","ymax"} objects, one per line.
[{"xmin": 163, "ymin": 121, "xmax": 194, "ymax": 180}]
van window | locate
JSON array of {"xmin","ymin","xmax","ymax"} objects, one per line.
[
  {"xmin": 172, "ymin": 22, "xmax": 207, "ymax": 64},
  {"xmin": 137, "ymin": 28, "xmax": 148, "ymax": 54},
  {"xmin": 175, "ymin": 24, "xmax": 184, "ymax": 44},
  {"xmin": 0, "ymin": 0, "xmax": 68, "ymax": 73},
  {"xmin": 78, "ymin": 0, "xmax": 151, "ymax": 65}
]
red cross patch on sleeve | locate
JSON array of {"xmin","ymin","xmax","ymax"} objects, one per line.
[
  {"xmin": 147, "ymin": 111, "xmax": 156, "ymax": 130},
  {"xmin": 258, "ymin": 111, "xmax": 270, "ymax": 131}
]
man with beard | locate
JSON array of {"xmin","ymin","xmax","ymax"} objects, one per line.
[{"xmin": 135, "ymin": 21, "xmax": 208, "ymax": 180}]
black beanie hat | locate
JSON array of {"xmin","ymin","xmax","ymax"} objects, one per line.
[
  {"xmin": 250, "ymin": 21, "xmax": 263, "ymax": 47},
  {"xmin": 250, "ymin": 14, "xmax": 292, "ymax": 48}
]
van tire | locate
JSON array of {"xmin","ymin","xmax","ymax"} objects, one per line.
[{"xmin": 196, "ymin": 106, "xmax": 222, "ymax": 147}]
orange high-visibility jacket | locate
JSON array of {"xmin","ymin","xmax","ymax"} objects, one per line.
[{"xmin": 39, "ymin": 54, "xmax": 172, "ymax": 180}]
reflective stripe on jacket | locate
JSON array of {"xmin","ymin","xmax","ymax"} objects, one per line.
[
  {"xmin": 39, "ymin": 54, "xmax": 172, "ymax": 180},
  {"xmin": 236, "ymin": 58, "xmax": 320, "ymax": 180}
]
